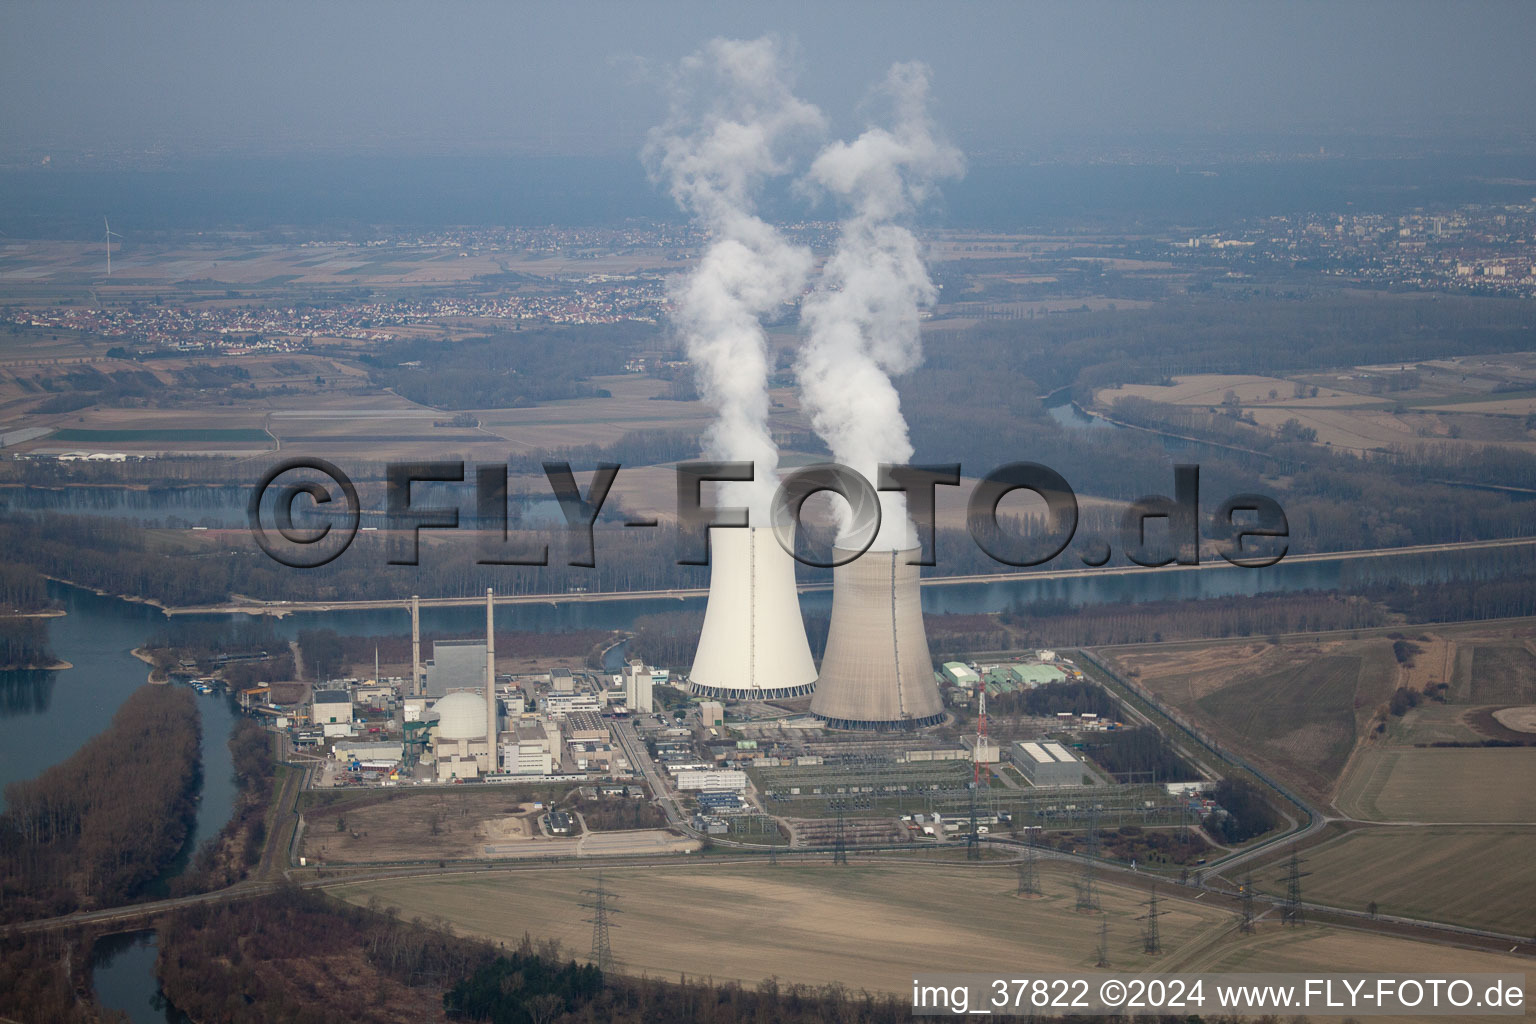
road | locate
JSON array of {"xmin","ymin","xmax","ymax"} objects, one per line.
[{"xmin": 610, "ymin": 716, "xmax": 694, "ymax": 835}]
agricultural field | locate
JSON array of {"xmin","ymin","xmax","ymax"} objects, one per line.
[
  {"xmin": 1191, "ymin": 922, "xmax": 1532, "ymax": 981},
  {"xmin": 1246, "ymin": 826, "xmax": 1536, "ymax": 936},
  {"xmin": 1107, "ymin": 621, "xmax": 1536, "ymax": 811},
  {"xmin": 1108, "ymin": 635, "xmax": 1399, "ymax": 805},
  {"xmin": 1093, "ymin": 367, "xmax": 1536, "ymax": 454},
  {"xmin": 476, "ymin": 375, "xmax": 713, "ymax": 451},
  {"xmin": 335, "ymin": 861, "xmax": 1232, "ymax": 992},
  {"xmin": 334, "ymin": 860, "xmax": 1533, "ymax": 997},
  {"xmin": 1334, "ymin": 747, "xmax": 1536, "ymax": 823}
]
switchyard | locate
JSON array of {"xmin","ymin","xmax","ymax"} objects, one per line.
[{"xmin": 749, "ymin": 756, "xmax": 1202, "ymax": 833}]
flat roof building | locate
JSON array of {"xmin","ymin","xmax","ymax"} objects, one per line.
[
  {"xmin": 942, "ymin": 662, "xmax": 980, "ymax": 688},
  {"xmin": 1011, "ymin": 739, "xmax": 1087, "ymax": 787},
  {"xmin": 312, "ymin": 689, "xmax": 353, "ymax": 725}
]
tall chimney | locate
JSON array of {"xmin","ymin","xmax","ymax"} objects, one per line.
[
  {"xmin": 809, "ymin": 547, "xmax": 944, "ymax": 731},
  {"xmin": 485, "ymin": 588, "xmax": 497, "ymax": 773},
  {"xmin": 410, "ymin": 594, "xmax": 421, "ymax": 696},
  {"xmin": 690, "ymin": 526, "xmax": 817, "ymax": 700}
]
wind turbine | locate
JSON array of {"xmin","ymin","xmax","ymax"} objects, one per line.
[{"xmin": 104, "ymin": 217, "xmax": 122, "ymax": 276}]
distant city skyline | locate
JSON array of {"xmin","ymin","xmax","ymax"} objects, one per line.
[{"xmin": 3, "ymin": 1, "xmax": 1535, "ymax": 164}]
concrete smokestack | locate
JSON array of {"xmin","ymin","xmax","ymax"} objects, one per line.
[
  {"xmin": 809, "ymin": 547, "xmax": 944, "ymax": 731},
  {"xmin": 691, "ymin": 526, "xmax": 817, "ymax": 701},
  {"xmin": 485, "ymin": 588, "xmax": 497, "ymax": 771},
  {"xmin": 410, "ymin": 594, "xmax": 421, "ymax": 696}
]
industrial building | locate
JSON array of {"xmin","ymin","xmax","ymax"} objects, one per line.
[
  {"xmin": 499, "ymin": 719, "xmax": 561, "ymax": 776},
  {"xmin": 564, "ymin": 710, "xmax": 609, "ymax": 742},
  {"xmin": 1005, "ymin": 663, "xmax": 1069, "ymax": 688},
  {"xmin": 690, "ymin": 526, "xmax": 818, "ymax": 700},
  {"xmin": 422, "ymin": 639, "xmax": 489, "ymax": 697},
  {"xmin": 427, "ymin": 691, "xmax": 493, "ymax": 780},
  {"xmin": 543, "ymin": 689, "xmax": 603, "ymax": 717},
  {"xmin": 676, "ymin": 768, "xmax": 748, "ymax": 791},
  {"xmin": 699, "ymin": 700, "xmax": 724, "ymax": 728},
  {"xmin": 942, "ymin": 662, "xmax": 980, "ymax": 689},
  {"xmin": 809, "ymin": 547, "xmax": 945, "ymax": 731},
  {"xmin": 1011, "ymin": 740, "xmax": 1088, "ymax": 787},
  {"xmin": 312, "ymin": 690, "xmax": 353, "ymax": 737},
  {"xmin": 623, "ymin": 659, "xmax": 654, "ymax": 713}
]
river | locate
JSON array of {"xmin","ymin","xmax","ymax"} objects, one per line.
[{"xmin": 0, "ymin": 533, "xmax": 1520, "ymax": 1019}]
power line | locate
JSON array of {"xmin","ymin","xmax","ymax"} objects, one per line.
[
  {"xmin": 1017, "ymin": 846, "xmax": 1040, "ymax": 897},
  {"xmin": 832, "ymin": 800, "xmax": 848, "ymax": 866},
  {"xmin": 1075, "ymin": 808, "xmax": 1101, "ymax": 913},
  {"xmin": 579, "ymin": 872, "xmax": 621, "ymax": 972},
  {"xmin": 1281, "ymin": 851, "xmax": 1309, "ymax": 927},
  {"xmin": 1138, "ymin": 884, "xmax": 1165, "ymax": 955}
]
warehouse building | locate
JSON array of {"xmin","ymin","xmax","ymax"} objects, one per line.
[
  {"xmin": 1011, "ymin": 740, "xmax": 1088, "ymax": 787},
  {"xmin": 942, "ymin": 662, "xmax": 980, "ymax": 689},
  {"xmin": 1006, "ymin": 663, "xmax": 1069, "ymax": 688}
]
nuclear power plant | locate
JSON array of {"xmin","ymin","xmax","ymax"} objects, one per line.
[
  {"xmin": 690, "ymin": 526, "xmax": 818, "ymax": 701},
  {"xmin": 808, "ymin": 546, "xmax": 946, "ymax": 731}
]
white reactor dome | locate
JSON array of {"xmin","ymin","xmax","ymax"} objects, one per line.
[{"xmin": 433, "ymin": 691, "xmax": 488, "ymax": 740}]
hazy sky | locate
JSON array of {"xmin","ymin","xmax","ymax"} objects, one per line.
[{"xmin": 3, "ymin": 1, "xmax": 1533, "ymax": 161}]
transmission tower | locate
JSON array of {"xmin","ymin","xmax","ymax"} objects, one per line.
[
  {"xmin": 968, "ymin": 687, "xmax": 988, "ymax": 860},
  {"xmin": 1238, "ymin": 871, "xmax": 1256, "ymax": 934},
  {"xmin": 768, "ymin": 842, "xmax": 778, "ymax": 866},
  {"xmin": 1017, "ymin": 846, "xmax": 1040, "ymax": 897},
  {"xmin": 1281, "ymin": 851, "xmax": 1308, "ymax": 927},
  {"xmin": 966, "ymin": 783, "xmax": 981, "ymax": 861},
  {"xmin": 832, "ymin": 801, "xmax": 848, "ymax": 866},
  {"xmin": 579, "ymin": 872, "xmax": 621, "ymax": 972},
  {"xmin": 1075, "ymin": 810, "xmax": 1101, "ymax": 912},
  {"xmin": 1139, "ymin": 885, "xmax": 1165, "ymax": 955},
  {"xmin": 1095, "ymin": 918, "xmax": 1111, "ymax": 968}
]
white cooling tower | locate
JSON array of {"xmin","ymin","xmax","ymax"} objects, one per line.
[
  {"xmin": 690, "ymin": 525, "xmax": 818, "ymax": 701},
  {"xmin": 809, "ymin": 547, "xmax": 945, "ymax": 731}
]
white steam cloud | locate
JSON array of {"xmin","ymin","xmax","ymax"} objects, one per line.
[
  {"xmin": 796, "ymin": 62, "xmax": 963, "ymax": 551},
  {"xmin": 644, "ymin": 38, "xmax": 824, "ymax": 521}
]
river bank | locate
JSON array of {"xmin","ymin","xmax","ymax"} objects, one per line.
[{"xmin": 39, "ymin": 534, "xmax": 1536, "ymax": 619}]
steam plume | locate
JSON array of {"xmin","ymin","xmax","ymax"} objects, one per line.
[
  {"xmin": 644, "ymin": 38, "xmax": 824, "ymax": 519},
  {"xmin": 797, "ymin": 62, "xmax": 963, "ymax": 550}
]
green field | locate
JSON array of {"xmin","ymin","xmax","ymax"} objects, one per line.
[
  {"xmin": 50, "ymin": 427, "xmax": 271, "ymax": 443},
  {"xmin": 1249, "ymin": 826, "xmax": 1536, "ymax": 936},
  {"xmin": 1336, "ymin": 746, "xmax": 1536, "ymax": 822}
]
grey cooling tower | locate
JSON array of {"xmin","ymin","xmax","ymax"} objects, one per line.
[{"xmin": 809, "ymin": 546, "xmax": 945, "ymax": 731}]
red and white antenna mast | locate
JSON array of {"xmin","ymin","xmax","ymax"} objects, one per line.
[{"xmin": 974, "ymin": 683, "xmax": 988, "ymax": 786}]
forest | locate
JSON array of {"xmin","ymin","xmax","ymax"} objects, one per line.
[
  {"xmin": 989, "ymin": 680, "xmax": 1118, "ymax": 720},
  {"xmin": 1080, "ymin": 726, "xmax": 1199, "ymax": 783},
  {"xmin": 1208, "ymin": 777, "xmax": 1283, "ymax": 843},
  {"xmin": 176, "ymin": 718, "xmax": 275, "ymax": 894},
  {"xmin": 0, "ymin": 684, "xmax": 201, "ymax": 922},
  {"xmin": 364, "ymin": 323, "xmax": 658, "ymax": 409},
  {"xmin": 0, "ymin": 617, "xmax": 56, "ymax": 670},
  {"xmin": 0, "ymin": 562, "xmax": 54, "ymax": 613}
]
